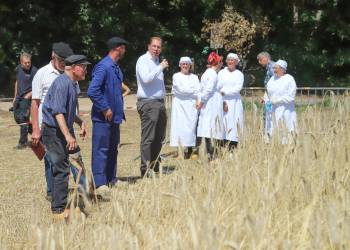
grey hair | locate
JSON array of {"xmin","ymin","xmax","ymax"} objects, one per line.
[
  {"xmin": 257, "ymin": 51, "xmax": 271, "ymax": 60},
  {"xmin": 20, "ymin": 52, "xmax": 31, "ymax": 60}
]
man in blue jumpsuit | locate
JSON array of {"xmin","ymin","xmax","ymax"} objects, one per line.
[{"xmin": 87, "ymin": 37, "xmax": 127, "ymax": 198}]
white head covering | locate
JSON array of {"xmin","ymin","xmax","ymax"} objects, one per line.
[
  {"xmin": 275, "ymin": 59, "xmax": 287, "ymax": 71},
  {"xmin": 226, "ymin": 53, "xmax": 240, "ymax": 62},
  {"xmin": 179, "ymin": 57, "xmax": 192, "ymax": 66}
]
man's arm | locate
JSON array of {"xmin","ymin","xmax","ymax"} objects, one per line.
[
  {"xmin": 87, "ymin": 64, "xmax": 109, "ymax": 112},
  {"xmin": 13, "ymin": 81, "xmax": 18, "ymax": 104},
  {"xmin": 24, "ymin": 91, "xmax": 32, "ymax": 99},
  {"xmin": 31, "ymin": 99, "xmax": 41, "ymax": 145},
  {"xmin": 74, "ymin": 115, "xmax": 88, "ymax": 140},
  {"xmin": 30, "ymin": 70, "xmax": 43, "ymax": 146},
  {"xmin": 136, "ymin": 58, "xmax": 168, "ymax": 84},
  {"xmin": 87, "ymin": 64, "xmax": 113, "ymax": 121},
  {"xmin": 56, "ymin": 114, "xmax": 77, "ymax": 151}
]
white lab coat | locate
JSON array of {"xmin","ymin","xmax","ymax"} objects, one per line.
[
  {"xmin": 217, "ymin": 67, "xmax": 244, "ymax": 142},
  {"xmin": 170, "ymin": 72, "xmax": 201, "ymax": 147},
  {"xmin": 265, "ymin": 74, "xmax": 297, "ymax": 136},
  {"xmin": 197, "ymin": 68, "xmax": 224, "ymax": 140}
]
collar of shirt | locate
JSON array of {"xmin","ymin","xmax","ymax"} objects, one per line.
[
  {"xmin": 48, "ymin": 61, "xmax": 60, "ymax": 75},
  {"xmin": 105, "ymin": 55, "xmax": 122, "ymax": 69},
  {"xmin": 146, "ymin": 51, "xmax": 159, "ymax": 63}
]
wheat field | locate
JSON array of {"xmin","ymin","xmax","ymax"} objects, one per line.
[{"xmin": 0, "ymin": 96, "xmax": 350, "ymax": 249}]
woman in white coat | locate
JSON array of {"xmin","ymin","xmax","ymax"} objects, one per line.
[
  {"xmin": 170, "ymin": 57, "xmax": 200, "ymax": 158},
  {"xmin": 196, "ymin": 52, "xmax": 224, "ymax": 160},
  {"xmin": 264, "ymin": 59, "xmax": 297, "ymax": 141},
  {"xmin": 217, "ymin": 53, "xmax": 244, "ymax": 150}
]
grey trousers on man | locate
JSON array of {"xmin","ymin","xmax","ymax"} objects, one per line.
[{"xmin": 136, "ymin": 99, "xmax": 167, "ymax": 176}]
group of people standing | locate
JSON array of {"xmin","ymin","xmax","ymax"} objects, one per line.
[
  {"xmin": 170, "ymin": 52, "xmax": 244, "ymax": 160},
  {"xmin": 170, "ymin": 51, "xmax": 297, "ymax": 161},
  {"xmin": 11, "ymin": 35, "xmax": 297, "ymax": 222}
]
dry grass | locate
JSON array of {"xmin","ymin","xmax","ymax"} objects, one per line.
[{"xmin": 1, "ymin": 97, "xmax": 350, "ymax": 249}]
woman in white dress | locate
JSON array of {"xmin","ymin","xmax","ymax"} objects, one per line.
[
  {"xmin": 217, "ymin": 53, "xmax": 244, "ymax": 150},
  {"xmin": 170, "ymin": 57, "xmax": 200, "ymax": 158},
  {"xmin": 264, "ymin": 59, "xmax": 297, "ymax": 141},
  {"xmin": 196, "ymin": 52, "xmax": 224, "ymax": 160}
]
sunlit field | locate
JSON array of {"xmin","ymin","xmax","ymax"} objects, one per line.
[{"xmin": 1, "ymin": 96, "xmax": 350, "ymax": 249}]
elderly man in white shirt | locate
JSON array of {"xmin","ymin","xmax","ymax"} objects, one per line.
[
  {"xmin": 218, "ymin": 53, "xmax": 244, "ymax": 150},
  {"xmin": 264, "ymin": 59, "xmax": 297, "ymax": 142},
  {"xmin": 170, "ymin": 57, "xmax": 200, "ymax": 159},
  {"xmin": 136, "ymin": 37, "xmax": 169, "ymax": 177}
]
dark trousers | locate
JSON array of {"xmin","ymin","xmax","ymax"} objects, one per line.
[
  {"xmin": 41, "ymin": 125, "xmax": 70, "ymax": 213},
  {"xmin": 91, "ymin": 122, "xmax": 120, "ymax": 187},
  {"xmin": 221, "ymin": 140, "xmax": 238, "ymax": 151},
  {"xmin": 197, "ymin": 137, "xmax": 222, "ymax": 161},
  {"xmin": 137, "ymin": 99, "xmax": 167, "ymax": 174},
  {"xmin": 13, "ymin": 98, "xmax": 31, "ymax": 145}
]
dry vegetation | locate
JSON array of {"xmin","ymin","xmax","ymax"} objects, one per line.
[{"xmin": 1, "ymin": 97, "xmax": 350, "ymax": 249}]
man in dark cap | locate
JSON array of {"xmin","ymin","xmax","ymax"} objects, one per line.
[
  {"xmin": 31, "ymin": 42, "xmax": 86, "ymax": 202},
  {"xmin": 12, "ymin": 52, "xmax": 37, "ymax": 149},
  {"xmin": 41, "ymin": 55, "xmax": 89, "ymax": 221},
  {"xmin": 87, "ymin": 36, "xmax": 127, "ymax": 199}
]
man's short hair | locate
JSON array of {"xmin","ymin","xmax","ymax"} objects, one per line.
[
  {"xmin": 149, "ymin": 36, "xmax": 162, "ymax": 45},
  {"xmin": 20, "ymin": 52, "xmax": 31, "ymax": 60},
  {"xmin": 257, "ymin": 51, "xmax": 271, "ymax": 60}
]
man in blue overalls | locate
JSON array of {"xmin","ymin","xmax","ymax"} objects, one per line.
[{"xmin": 87, "ymin": 37, "xmax": 127, "ymax": 199}]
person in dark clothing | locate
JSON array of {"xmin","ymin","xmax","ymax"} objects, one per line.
[
  {"xmin": 12, "ymin": 52, "xmax": 37, "ymax": 149},
  {"xmin": 41, "ymin": 55, "xmax": 89, "ymax": 222}
]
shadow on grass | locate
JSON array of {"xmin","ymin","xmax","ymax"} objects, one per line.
[
  {"xmin": 117, "ymin": 176, "xmax": 142, "ymax": 184},
  {"xmin": 162, "ymin": 165, "xmax": 177, "ymax": 175}
]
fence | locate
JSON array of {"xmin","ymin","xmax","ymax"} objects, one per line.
[{"xmin": 164, "ymin": 87, "xmax": 350, "ymax": 109}]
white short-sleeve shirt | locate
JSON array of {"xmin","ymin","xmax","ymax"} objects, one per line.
[{"xmin": 31, "ymin": 62, "xmax": 60, "ymax": 127}]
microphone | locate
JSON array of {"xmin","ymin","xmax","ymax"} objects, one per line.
[{"xmin": 160, "ymin": 56, "xmax": 168, "ymax": 71}]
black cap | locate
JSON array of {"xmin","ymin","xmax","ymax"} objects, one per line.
[
  {"xmin": 106, "ymin": 37, "xmax": 128, "ymax": 50},
  {"xmin": 52, "ymin": 42, "xmax": 74, "ymax": 59},
  {"xmin": 64, "ymin": 55, "xmax": 90, "ymax": 66}
]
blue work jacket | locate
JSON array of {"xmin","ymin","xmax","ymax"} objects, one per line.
[{"xmin": 87, "ymin": 56, "xmax": 124, "ymax": 124}]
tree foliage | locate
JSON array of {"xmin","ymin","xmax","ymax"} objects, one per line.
[{"xmin": 0, "ymin": 0, "xmax": 348, "ymax": 96}]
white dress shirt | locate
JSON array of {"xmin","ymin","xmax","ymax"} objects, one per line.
[{"xmin": 136, "ymin": 51, "xmax": 165, "ymax": 99}]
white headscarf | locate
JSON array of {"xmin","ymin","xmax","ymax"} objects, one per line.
[
  {"xmin": 226, "ymin": 53, "xmax": 240, "ymax": 63},
  {"xmin": 179, "ymin": 57, "xmax": 192, "ymax": 66},
  {"xmin": 275, "ymin": 59, "xmax": 287, "ymax": 71}
]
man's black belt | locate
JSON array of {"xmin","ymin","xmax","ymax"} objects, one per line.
[{"xmin": 137, "ymin": 98, "xmax": 164, "ymax": 103}]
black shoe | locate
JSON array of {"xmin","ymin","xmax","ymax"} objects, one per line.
[{"xmin": 14, "ymin": 144, "xmax": 27, "ymax": 150}]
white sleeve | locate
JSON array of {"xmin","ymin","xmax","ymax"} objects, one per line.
[
  {"xmin": 172, "ymin": 74, "xmax": 197, "ymax": 97},
  {"xmin": 198, "ymin": 72, "xmax": 216, "ymax": 103},
  {"xmin": 275, "ymin": 76, "xmax": 296, "ymax": 104},
  {"xmin": 31, "ymin": 69, "xmax": 43, "ymax": 100},
  {"xmin": 221, "ymin": 72, "xmax": 244, "ymax": 96},
  {"xmin": 136, "ymin": 57, "xmax": 163, "ymax": 84}
]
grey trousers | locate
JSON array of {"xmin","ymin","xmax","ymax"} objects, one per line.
[{"xmin": 136, "ymin": 99, "xmax": 167, "ymax": 174}]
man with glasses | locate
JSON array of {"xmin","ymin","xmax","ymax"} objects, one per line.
[
  {"xmin": 87, "ymin": 37, "xmax": 127, "ymax": 199},
  {"xmin": 31, "ymin": 42, "xmax": 86, "ymax": 201},
  {"xmin": 41, "ymin": 55, "xmax": 89, "ymax": 221}
]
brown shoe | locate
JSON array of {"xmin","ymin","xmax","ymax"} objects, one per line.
[
  {"xmin": 190, "ymin": 153, "xmax": 198, "ymax": 160},
  {"xmin": 52, "ymin": 209, "xmax": 70, "ymax": 223}
]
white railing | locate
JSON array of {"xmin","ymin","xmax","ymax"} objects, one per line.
[{"xmin": 164, "ymin": 87, "xmax": 350, "ymax": 109}]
